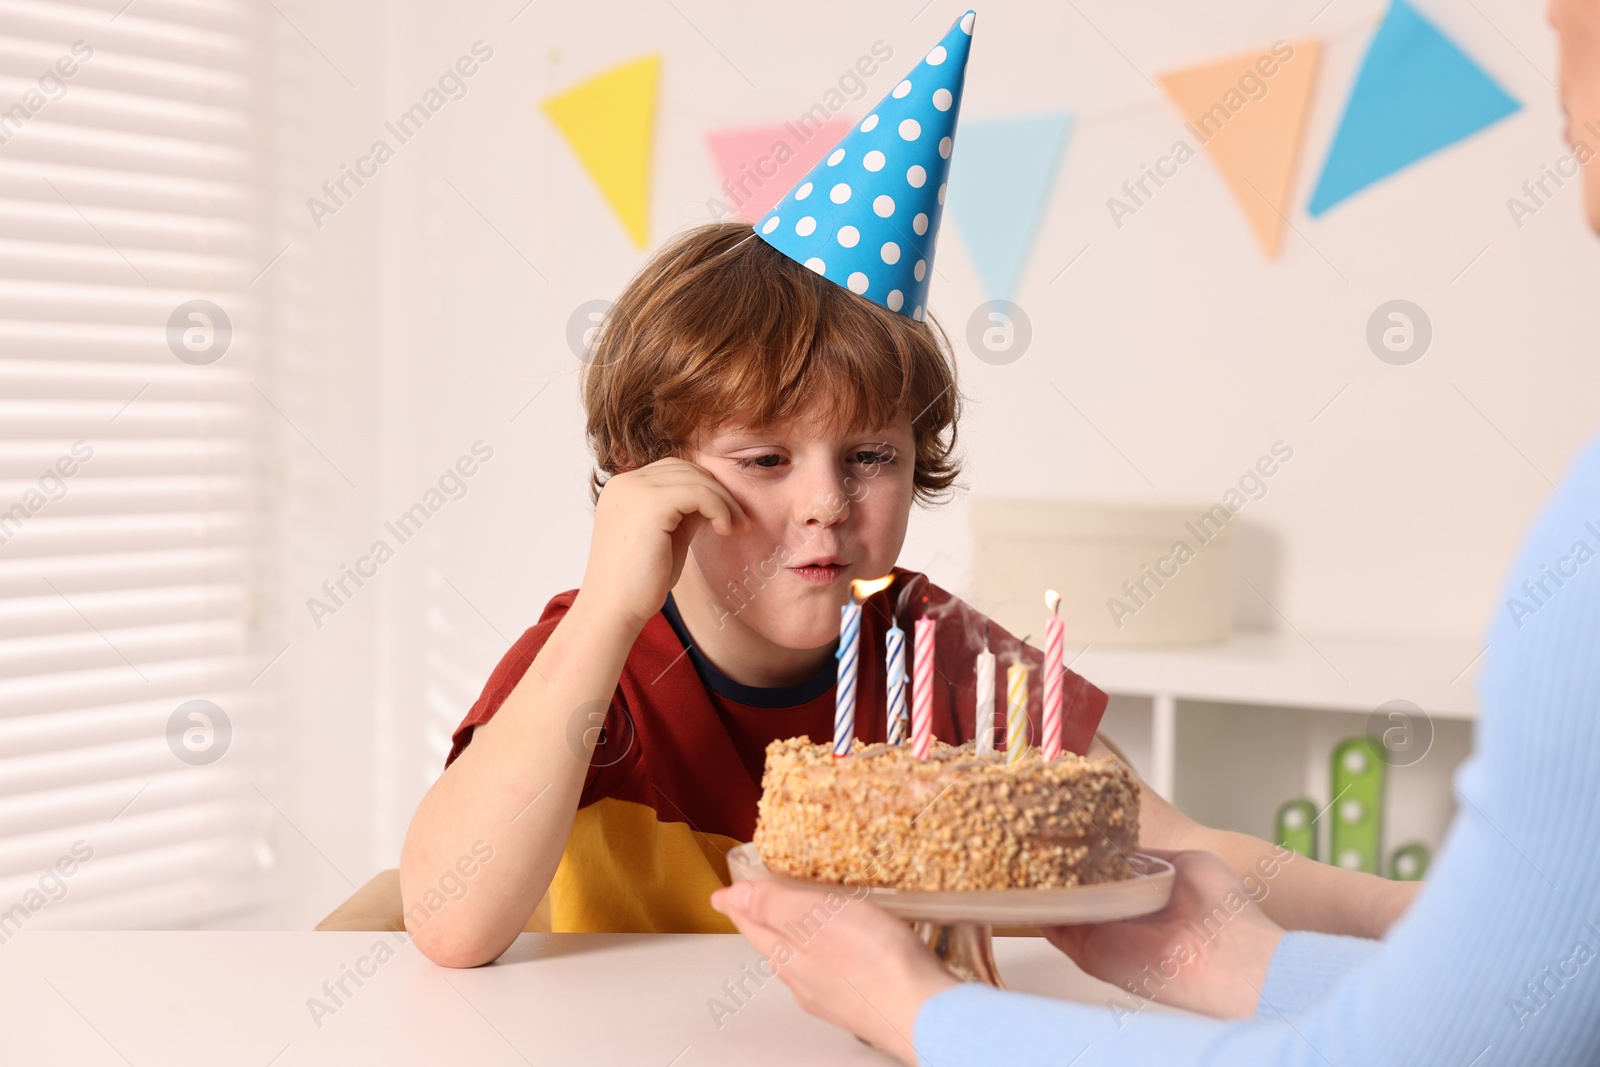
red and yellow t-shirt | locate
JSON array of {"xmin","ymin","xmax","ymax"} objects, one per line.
[{"xmin": 447, "ymin": 567, "xmax": 1109, "ymax": 933}]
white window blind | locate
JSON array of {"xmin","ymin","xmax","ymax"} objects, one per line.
[{"xmin": 0, "ymin": 0, "xmax": 271, "ymax": 930}]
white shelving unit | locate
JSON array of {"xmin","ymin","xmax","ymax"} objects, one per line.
[{"xmin": 1075, "ymin": 629, "xmax": 1482, "ymax": 871}]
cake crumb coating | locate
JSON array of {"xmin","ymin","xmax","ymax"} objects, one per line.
[{"xmin": 754, "ymin": 736, "xmax": 1141, "ymax": 891}]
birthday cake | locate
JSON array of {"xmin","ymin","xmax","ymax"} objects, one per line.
[{"xmin": 753, "ymin": 737, "xmax": 1140, "ymax": 892}]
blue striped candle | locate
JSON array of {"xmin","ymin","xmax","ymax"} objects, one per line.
[
  {"xmin": 834, "ymin": 599, "xmax": 862, "ymax": 757},
  {"xmin": 885, "ymin": 621, "xmax": 908, "ymax": 745}
]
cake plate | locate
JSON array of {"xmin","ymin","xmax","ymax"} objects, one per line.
[{"xmin": 726, "ymin": 843, "xmax": 1175, "ymax": 988}]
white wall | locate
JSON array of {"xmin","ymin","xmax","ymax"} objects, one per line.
[{"xmin": 257, "ymin": 0, "xmax": 1600, "ymax": 926}]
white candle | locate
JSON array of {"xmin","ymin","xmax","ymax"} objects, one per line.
[{"xmin": 974, "ymin": 637, "xmax": 996, "ymax": 756}]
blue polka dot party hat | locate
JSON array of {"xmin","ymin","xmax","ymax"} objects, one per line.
[{"xmin": 754, "ymin": 10, "xmax": 975, "ymax": 321}]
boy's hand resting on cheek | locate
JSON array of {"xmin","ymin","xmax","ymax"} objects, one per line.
[
  {"xmin": 711, "ymin": 881, "xmax": 958, "ymax": 1066},
  {"xmin": 1040, "ymin": 849, "xmax": 1284, "ymax": 1020},
  {"xmin": 582, "ymin": 457, "xmax": 750, "ymax": 632}
]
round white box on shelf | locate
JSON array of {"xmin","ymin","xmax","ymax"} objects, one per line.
[{"xmin": 972, "ymin": 499, "xmax": 1236, "ymax": 646}]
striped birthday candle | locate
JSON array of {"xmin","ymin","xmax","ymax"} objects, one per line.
[
  {"xmin": 912, "ymin": 616, "xmax": 936, "ymax": 759},
  {"xmin": 886, "ymin": 620, "xmax": 908, "ymax": 745},
  {"xmin": 837, "ymin": 575, "xmax": 894, "ymax": 757},
  {"xmin": 1006, "ymin": 661, "xmax": 1030, "ymax": 764},
  {"xmin": 834, "ymin": 599, "xmax": 861, "ymax": 757},
  {"xmin": 1042, "ymin": 590, "xmax": 1064, "ymax": 761}
]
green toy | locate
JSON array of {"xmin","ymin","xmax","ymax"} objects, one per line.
[
  {"xmin": 1329, "ymin": 737, "xmax": 1386, "ymax": 875},
  {"xmin": 1274, "ymin": 798, "xmax": 1319, "ymax": 860},
  {"xmin": 1390, "ymin": 842, "xmax": 1431, "ymax": 881}
]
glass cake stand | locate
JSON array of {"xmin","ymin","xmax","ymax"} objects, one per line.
[{"xmin": 726, "ymin": 842, "xmax": 1175, "ymax": 987}]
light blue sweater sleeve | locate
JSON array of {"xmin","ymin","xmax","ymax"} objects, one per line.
[
  {"xmin": 1259, "ymin": 931, "xmax": 1379, "ymax": 1016},
  {"xmin": 915, "ymin": 434, "xmax": 1600, "ymax": 1067}
]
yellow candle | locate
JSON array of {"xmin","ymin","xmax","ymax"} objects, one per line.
[{"xmin": 1006, "ymin": 662, "xmax": 1029, "ymax": 764}]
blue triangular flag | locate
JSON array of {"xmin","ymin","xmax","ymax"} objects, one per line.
[
  {"xmin": 1308, "ymin": 0, "xmax": 1520, "ymax": 216},
  {"xmin": 754, "ymin": 11, "xmax": 976, "ymax": 320},
  {"xmin": 947, "ymin": 112, "xmax": 1073, "ymax": 302}
]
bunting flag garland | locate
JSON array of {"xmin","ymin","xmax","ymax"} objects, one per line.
[
  {"xmin": 1158, "ymin": 40, "xmax": 1321, "ymax": 258},
  {"xmin": 1308, "ymin": 0, "xmax": 1520, "ymax": 216},
  {"xmin": 946, "ymin": 112, "xmax": 1074, "ymax": 300},
  {"xmin": 540, "ymin": 4, "xmax": 1526, "ymax": 280},
  {"xmin": 543, "ymin": 54, "xmax": 661, "ymax": 248}
]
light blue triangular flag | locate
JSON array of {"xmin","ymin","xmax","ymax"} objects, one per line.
[
  {"xmin": 1308, "ymin": 0, "xmax": 1520, "ymax": 216},
  {"xmin": 947, "ymin": 112, "xmax": 1073, "ymax": 302}
]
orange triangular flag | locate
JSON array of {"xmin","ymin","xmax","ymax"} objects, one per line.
[
  {"xmin": 1158, "ymin": 40, "xmax": 1321, "ymax": 257},
  {"xmin": 543, "ymin": 55, "xmax": 660, "ymax": 248}
]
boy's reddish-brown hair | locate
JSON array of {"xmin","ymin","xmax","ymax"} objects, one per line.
[{"xmin": 580, "ymin": 222, "xmax": 962, "ymax": 504}]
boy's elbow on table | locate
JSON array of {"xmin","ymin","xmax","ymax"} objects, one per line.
[{"xmin": 408, "ymin": 910, "xmax": 513, "ymax": 969}]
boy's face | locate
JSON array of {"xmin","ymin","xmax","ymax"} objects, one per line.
[{"xmin": 683, "ymin": 411, "xmax": 917, "ymax": 651}]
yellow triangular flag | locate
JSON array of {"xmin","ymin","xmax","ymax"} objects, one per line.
[
  {"xmin": 543, "ymin": 55, "xmax": 660, "ymax": 249},
  {"xmin": 1158, "ymin": 41, "xmax": 1321, "ymax": 258}
]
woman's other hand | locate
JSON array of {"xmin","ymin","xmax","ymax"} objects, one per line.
[{"xmin": 1040, "ymin": 849, "xmax": 1285, "ymax": 1020}]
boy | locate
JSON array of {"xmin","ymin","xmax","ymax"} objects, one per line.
[{"xmin": 401, "ymin": 11, "xmax": 1414, "ymax": 967}]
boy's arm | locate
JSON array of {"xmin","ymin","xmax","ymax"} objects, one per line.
[
  {"xmin": 400, "ymin": 457, "xmax": 749, "ymax": 968},
  {"xmin": 1093, "ymin": 734, "xmax": 1419, "ymax": 940},
  {"xmin": 399, "ymin": 600, "xmax": 638, "ymax": 967},
  {"xmin": 1171, "ymin": 812, "xmax": 1419, "ymax": 938}
]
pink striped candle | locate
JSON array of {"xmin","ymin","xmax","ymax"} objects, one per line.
[
  {"xmin": 912, "ymin": 616, "xmax": 937, "ymax": 759},
  {"xmin": 1042, "ymin": 590, "xmax": 1064, "ymax": 761}
]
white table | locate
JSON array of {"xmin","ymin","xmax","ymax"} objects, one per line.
[{"xmin": 0, "ymin": 931, "xmax": 1163, "ymax": 1065}]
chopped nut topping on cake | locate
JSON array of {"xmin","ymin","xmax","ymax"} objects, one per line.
[{"xmin": 753, "ymin": 737, "xmax": 1141, "ymax": 891}]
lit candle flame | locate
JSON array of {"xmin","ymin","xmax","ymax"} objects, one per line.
[
  {"xmin": 1045, "ymin": 589, "xmax": 1061, "ymax": 615},
  {"xmin": 852, "ymin": 574, "xmax": 895, "ymax": 601}
]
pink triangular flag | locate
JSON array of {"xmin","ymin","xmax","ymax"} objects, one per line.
[{"xmin": 705, "ymin": 120, "xmax": 853, "ymax": 222}]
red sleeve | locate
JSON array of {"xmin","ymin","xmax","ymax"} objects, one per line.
[
  {"xmin": 920, "ymin": 577, "xmax": 1108, "ymax": 756},
  {"xmin": 444, "ymin": 590, "xmax": 637, "ymax": 805}
]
